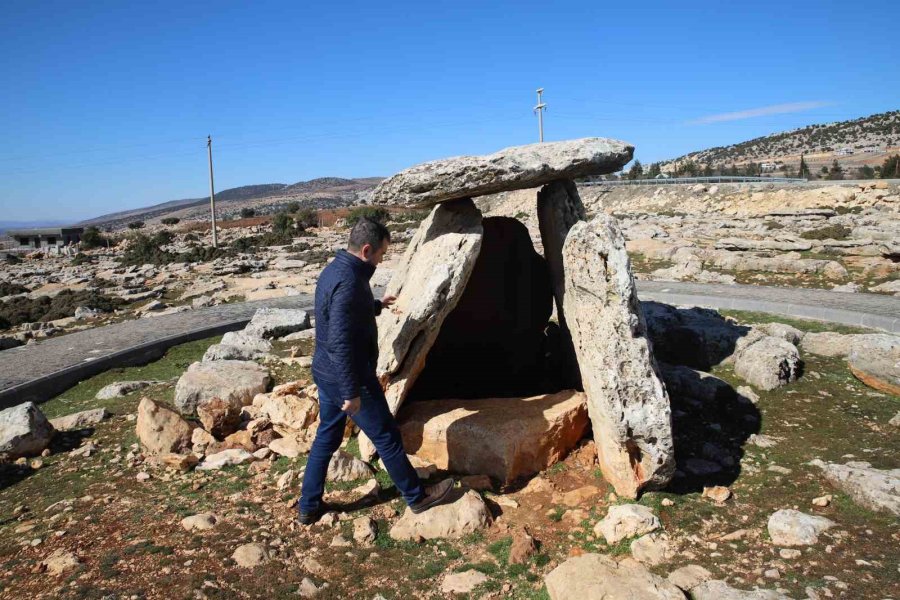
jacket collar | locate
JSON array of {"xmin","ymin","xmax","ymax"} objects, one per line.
[{"xmin": 335, "ymin": 249, "xmax": 376, "ymax": 281}]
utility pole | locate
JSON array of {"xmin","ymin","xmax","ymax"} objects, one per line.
[
  {"xmin": 533, "ymin": 88, "xmax": 546, "ymax": 142},
  {"xmin": 207, "ymin": 135, "xmax": 218, "ymax": 248}
]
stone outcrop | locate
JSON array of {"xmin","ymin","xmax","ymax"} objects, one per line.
[
  {"xmin": 397, "ymin": 391, "xmax": 589, "ymax": 484},
  {"xmin": 135, "ymin": 397, "xmax": 195, "ymax": 456},
  {"xmin": 373, "ymin": 138, "xmax": 633, "ymax": 206},
  {"xmin": 0, "ymin": 402, "xmax": 54, "ymax": 459},
  {"xmin": 767, "ymin": 509, "xmax": 835, "ymax": 546},
  {"xmin": 733, "ymin": 335, "xmax": 801, "ymax": 391},
  {"xmin": 96, "ymin": 380, "xmax": 160, "ymax": 400},
  {"xmin": 49, "ymin": 408, "xmax": 108, "ymax": 432},
  {"xmin": 243, "ymin": 308, "xmax": 311, "ymax": 339},
  {"xmin": 594, "ymin": 503, "xmax": 661, "ymax": 544},
  {"xmin": 359, "ymin": 199, "xmax": 483, "ymax": 460},
  {"xmin": 327, "ymin": 449, "xmax": 374, "ymax": 482},
  {"xmin": 389, "ymin": 488, "xmax": 491, "ymax": 541},
  {"xmin": 847, "ymin": 334, "xmax": 899, "ymax": 395},
  {"xmin": 196, "ymin": 397, "xmax": 243, "ymax": 439},
  {"xmin": 544, "ymin": 554, "xmax": 685, "ymax": 600},
  {"xmin": 537, "ymin": 179, "xmax": 587, "ymax": 388},
  {"xmin": 562, "ymin": 215, "xmax": 675, "ymax": 498},
  {"xmin": 689, "ymin": 580, "xmax": 792, "ymax": 600},
  {"xmin": 174, "ymin": 360, "xmax": 270, "ymax": 415},
  {"xmin": 809, "ymin": 459, "xmax": 900, "ymax": 516},
  {"xmin": 203, "ymin": 331, "xmax": 273, "ymax": 362}
]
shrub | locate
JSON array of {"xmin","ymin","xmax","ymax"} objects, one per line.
[
  {"xmin": 71, "ymin": 253, "xmax": 93, "ymax": 266},
  {"xmin": 272, "ymin": 213, "xmax": 294, "ymax": 236},
  {"xmin": 285, "ymin": 201, "xmax": 301, "ymax": 213},
  {"xmin": 835, "ymin": 205, "xmax": 862, "ymax": 215},
  {"xmin": 160, "ymin": 217, "xmax": 180, "ymax": 225},
  {"xmin": 0, "ymin": 315, "xmax": 8, "ymax": 330},
  {"xmin": 0, "ymin": 282, "xmax": 28, "ymax": 296},
  {"xmin": 347, "ymin": 207, "xmax": 390, "ymax": 226},
  {"xmin": 0, "ymin": 289, "xmax": 124, "ymax": 327},
  {"xmin": 3, "ymin": 254, "xmax": 22, "ymax": 265},
  {"xmin": 80, "ymin": 226, "xmax": 106, "ymax": 250},
  {"xmin": 763, "ymin": 221, "xmax": 784, "ymax": 230},
  {"xmin": 230, "ymin": 232, "xmax": 294, "ymax": 252},
  {"xmin": 152, "ymin": 230, "xmax": 174, "ymax": 246},
  {"xmin": 295, "ymin": 208, "xmax": 319, "ymax": 229},
  {"xmin": 800, "ymin": 224, "xmax": 851, "ymax": 240},
  {"xmin": 127, "ymin": 221, "xmax": 145, "ymax": 230},
  {"xmin": 240, "ymin": 208, "xmax": 256, "ymax": 219}
]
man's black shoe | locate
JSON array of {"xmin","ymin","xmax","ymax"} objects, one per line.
[
  {"xmin": 297, "ymin": 503, "xmax": 329, "ymax": 525},
  {"xmin": 409, "ymin": 478, "xmax": 455, "ymax": 514}
]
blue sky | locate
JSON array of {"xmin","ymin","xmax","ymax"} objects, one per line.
[{"xmin": 1, "ymin": 0, "xmax": 897, "ymax": 222}]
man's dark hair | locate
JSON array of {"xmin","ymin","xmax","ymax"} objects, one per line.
[{"xmin": 348, "ymin": 217, "xmax": 390, "ymax": 251}]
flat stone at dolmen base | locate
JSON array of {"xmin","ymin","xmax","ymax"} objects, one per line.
[{"xmin": 373, "ymin": 137, "xmax": 633, "ymax": 206}]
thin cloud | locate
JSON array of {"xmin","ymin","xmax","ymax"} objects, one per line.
[{"xmin": 688, "ymin": 101, "xmax": 832, "ymax": 125}]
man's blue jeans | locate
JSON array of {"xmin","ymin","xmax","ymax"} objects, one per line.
[{"xmin": 299, "ymin": 372, "xmax": 425, "ymax": 513}]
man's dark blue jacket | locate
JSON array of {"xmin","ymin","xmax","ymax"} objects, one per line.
[{"xmin": 312, "ymin": 250, "xmax": 383, "ymax": 402}]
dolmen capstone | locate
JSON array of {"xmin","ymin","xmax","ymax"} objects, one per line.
[{"xmin": 362, "ymin": 137, "xmax": 676, "ymax": 499}]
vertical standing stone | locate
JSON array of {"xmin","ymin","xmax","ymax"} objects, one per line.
[
  {"xmin": 537, "ymin": 179, "xmax": 586, "ymax": 389},
  {"xmin": 562, "ymin": 215, "xmax": 675, "ymax": 498},
  {"xmin": 358, "ymin": 198, "xmax": 483, "ymax": 460}
]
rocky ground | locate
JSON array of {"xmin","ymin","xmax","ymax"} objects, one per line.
[
  {"xmin": 0, "ymin": 304, "xmax": 897, "ymax": 600},
  {"xmin": 482, "ymin": 180, "xmax": 899, "ymax": 294}
]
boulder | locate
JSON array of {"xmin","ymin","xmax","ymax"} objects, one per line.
[
  {"xmin": 49, "ymin": 408, "xmax": 108, "ymax": 431},
  {"xmin": 197, "ymin": 448, "xmax": 255, "ymax": 470},
  {"xmin": 243, "ymin": 308, "xmax": 311, "ymax": 339},
  {"xmin": 196, "ymin": 397, "xmax": 243, "ymax": 439},
  {"xmin": 689, "ymin": 580, "xmax": 792, "ymax": 599},
  {"xmin": 203, "ymin": 331, "xmax": 273, "ymax": 362},
  {"xmin": 96, "ymin": 380, "xmax": 160, "ymax": 399},
  {"xmin": 373, "ymin": 138, "xmax": 633, "ymax": 206},
  {"xmin": 135, "ymin": 398, "xmax": 194, "ymax": 456},
  {"xmin": 352, "ymin": 516, "xmax": 377, "ymax": 545},
  {"xmin": 0, "ymin": 402, "xmax": 54, "ymax": 459},
  {"xmin": 174, "ymin": 360, "xmax": 270, "ymax": 415},
  {"xmin": 232, "ymin": 543, "xmax": 269, "ymax": 568},
  {"xmin": 733, "ymin": 336, "xmax": 801, "ymax": 391},
  {"xmin": 847, "ymin": 334, "xmax": 900, "ymax": 395},
  {"xmin": 268, "ymin": 436, "xmax": 309, "ymax": 458},
  {"xmin": 667, "ymin": 565, "xmax": 713, "ymax": 592},
  {"xmin": 593, "ymin": 504, "xmax": 661, "ymax": 544},
  {"xmin": 630, "ymin": 533, "xmax": 674, "ymax": 566},
  {"xmin": 766, "ymin": 509, "xmax": 835, "ymax": 546},
  {"xmin": 40, "ymin": 549, "xmax": 81, "ymax": 576},
  {"xmin": 809, "ymin": 459, "xmax": 900, "ymax": 516},
  {"xmin": 397, "ymin": 391, "xmax": 589, "ymax": 485},
  {"xmin": 562, "ymin": 215, "xmax": 675, "ymax": 498},
  {"xmin": 257, "ymin": 393, "xmax": 319, "ymax": 434},
  {"xmin": 441, "ymin": 570, "xmax": 489, "ymax": 594},
  {"xmin": 389, "ymin": 488, "xmax": 491, "ymax": 541},
  {"xmin": 544, "ymin": 554, "xmax": 685, "ymax": 600},
  {"xmin": 181, "ymin": 513, "xmax": 218, "ymax": 531},
  {"xmin": 327, "ymin": 450, "xmax": 374, "ymax": 482},
  {"xmin": 361, "ymin": 199, "xmax": 483, "ymax": 460}
]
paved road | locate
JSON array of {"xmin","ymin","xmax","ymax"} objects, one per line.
[{"xmin": 1, "ymin": 282, "xmax": 897, "ymax": 408}]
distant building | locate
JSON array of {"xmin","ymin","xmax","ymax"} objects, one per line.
[
  {"xmin": 760, "ymin": 162, "xmax": 778, "ymax": 171},
  {"xmin": 654, "ymin": 173, "xmax": 671, "ymax": 179},
  {"xmin": 835, "ymin": 148, "xmax": 854, "ymax": 156},
  {"xmin": 6, "ymin": 227, "xmax": 84, "ymax": 253}
]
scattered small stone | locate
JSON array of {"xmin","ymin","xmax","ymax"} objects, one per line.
[
  {"xmin": 779, "ymin": 549, "xmax": 801, "ymax": 560},
  {"xmin": 330, "ymin": 534, "xmax": 351, "ymax": 547},
  {"xmin": 703, "ymin": 485, "xmax": 732, "ymax": 504},
  {"xmin": 136, "ymin": 472, "xmax": 151, "ymax": 482},
  {"xmin": 812, "ymin": 494, "xmax": 832, "ymax": 507},
  {"xmin": 232, "ymin": 543, "xmax": 269, "ymax": 568},
  {"xmin": 353, "ymin": 516, "xmax": 377, "ymax": 545},
  {"xmin": 441, "ymin": 570, "xmax": 489, "ymax": 594},
  {"xmin": 181, "ymin": 513, "xmax": 217, "ymax": 531},
  {"xmin": 767, "ymin": 509, "xmax": 836, "ymax": 546},
  {"xmin": 594, "ymin": 504, "xmax": 661, "ymax": 544}
]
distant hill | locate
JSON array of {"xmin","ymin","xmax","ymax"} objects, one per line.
[
  {"xmin": 0, "ymin": 220, "xmax": 71, "ymax": 236},
  {"xmin": 660, "ymin": 110, "xmax": 900, "ymax": 171},
  {"xmin": 80, "ymin": 177, "xmax": 383, "ymax": 229}
]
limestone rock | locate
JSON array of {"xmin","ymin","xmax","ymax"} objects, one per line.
[
  {"xmin": 41, "ymin": 549, "xmax": 80, "ymax": 576},
  {"xmin": 268, "ymin": 436, "xmax": 309, "ymax": 458},
  {"xmin": 544, "ymin": 554, "xmax": 685, "ymax": 600},
  {"xmin": 191, "ymin": 427, "xmax": 216, "ymax": 455},
  {"xmin": 362, "ymin": 199, "xmax": 483, "ymax": 460},
  {"xmin": 352, "ymin": 516, "xmax": 377, "ymax": 545},
  {"xmin": 203, "ymin": 331, "xmax": 273, "ymax": 362},
  {"xmin": 733, "ymin": 336, "xmax": 801, "ymax": 391},
  {"xmin": 630, "ymin": 533, "xmax": 674, "ymax": 566},
  {"xmin": 767, "ymin": 509, "xmax": 836, "ymax": 546},
  {"xmin": 441, "ymin": 570, "xmax": 489, "ymax": 594},
  {"xmin": 258, "ymin": 393, "xmax": 319, "ymax": 433},
  {"xmin": 181, "ymin": 513, "xmax": 217, "ymax": 531},
  {"xmin": 373, "ymin": 138, "xmax": 633, "ymax": 206},
  {"xmin": 197, "ymin": 397, "xmax": 243, "ymax": 438},
  {"xmin": 232, "ymin": 543, "xmax": 269, "ymax": 568},
  {"xmin": 689, "ymin": 580, "xmax": 792, "ymax": 599},
  {"xmin": 509, "ymin": 527, "xmax": 538, "ymax": 565},
  {"xmin": 135, "ymin": 397, "xmax": 194, "ymax": 456},
  {"xmin": 389, "ymin": 489, "xmax": 490, "ymax": 541},
  {"xmin": 243, "ymin": 308, "xmax": 311, "ymax": 339},
  {"xmin": 95, "ymin": 380, "xmax": 160, "ymax": 399},
  {"xmin": 0, "ymin": 402, "xmax": 54, "ymax": 458},
  {"xmin": 594, "ymin": 504, "xmax": 661, "ymax": 544},
  {"xmin": 562, "ymin": 215, "xmax": 675, "ymax": 498},
  {"xmin": 809, "ymin": 459, "xmax": 900, "ymax": 516},
  {"xmin": 197, "ymin": 448, "xmax": 255, "ymax": 470},
  {"xmin": 667, "ymin": 565, "xmax": 713, "ymax": 592},
  {"xmin": 847, "ymin": 334, "xmax": 900, "ymax": 395},
  {"xmin": 327, "ymin": 450, "xmax": 374, "ymax": 482},
  {"xmin": 49, "ymin": 408, "xmax": 108, "ymax": 431},
  {"xmin": 174, "ymin": 360, "xmax": 270, "ymax": 415},
  {"xmin": 397, "ymin": 391, "xmax": 588, "ymax": 484}
]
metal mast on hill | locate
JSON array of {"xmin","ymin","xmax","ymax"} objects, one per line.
[
  {"xmin": 534, "ymin": 88, "xmax": 547, "ymax": 142},
  {"xmin": 207, "ymin": 135, "xmax": 218, "ymax": 248}
]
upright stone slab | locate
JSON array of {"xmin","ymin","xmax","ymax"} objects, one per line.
[
  {"xmin": 359, "ymin": 199, "xmax": 483, "ymax": 460},
  {"xmin": 562, "ymin": 215, "xmax": 675, "ymax": 498},
  {"xmin": 373, "ymin": 138, "xmax": 633, "ymax": 206},
  {"xmin": 537, "ymin": 179, "xmax": 587, "ymax": 388}
]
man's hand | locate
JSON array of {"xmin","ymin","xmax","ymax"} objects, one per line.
[
  {"xmin": 341, "ymin": 396, "xmax": 361, "ymax": 416},
  {"xmin": 381, "ymin": 294, "xmax": 397, "ymax": 309}
]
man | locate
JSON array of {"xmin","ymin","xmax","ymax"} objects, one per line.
[{"xmin": 298, "ymin": 218, "xmax": 454, "ymax": 524}]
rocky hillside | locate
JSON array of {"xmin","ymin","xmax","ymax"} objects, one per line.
[{"xmin": 660, "ymin": 110, "xmax": 900, "ymax": 170}]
